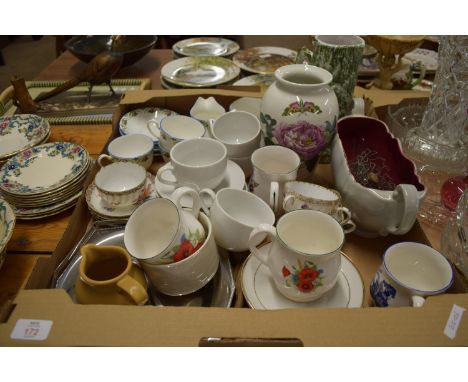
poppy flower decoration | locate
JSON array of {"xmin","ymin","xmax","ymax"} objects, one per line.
[
  {"xmin": 158, "ymin": 229, "xmax": 205, "ymax": 264},
  {"xmin": 282, "ymin": 260, "xmax": 324, "ymax": 293}
]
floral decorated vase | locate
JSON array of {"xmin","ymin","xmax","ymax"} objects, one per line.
[{"xmin": 260, "ymin": 64, "xmax": 339, "ymax": 171}]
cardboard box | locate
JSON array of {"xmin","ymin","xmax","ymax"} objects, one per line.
[{"xmin": 0, "ymin": 89, "xmax": 467, "ymax": 346}]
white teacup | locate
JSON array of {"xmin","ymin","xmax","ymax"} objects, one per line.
[
  {"xmin": 98, "ymin": 134, "xmax": 154, "ymax": 170},
  {"xmin": 370, "ymin": 242, "xmax": 454, "ymax": 307},
  {"xmin": 140, "ymin": 212, "xmax": 219, "ymax": 296},
  {"xmin": 210, "ymin": 110, "xmax": 261, "ymax": 158},
  {"xmin": 201, "ymin": 188, "xmax": 275, "ymax": 252},
  {"xmin": 95, "ymin": 162, "xmax": 146, "ymax": 207},
  {"xmin": 156, "ymin": 138, "xmax": 228, "ymax": 190},
  {"xmin": 124, "ymin": 187, "xmax": 206, "ymax": 265},
  {"xmin": 249, "ymin": 210, "xmax": 344, "ymax": 302},
  {"xmin": 157, "ymin": 115, "xmax": 206, "ymax": 151},
  {"xmin": 248, "ymin": 145, "xmax": 301, "ymax": 214},
  {"xmin": 283, "ymin": 181, "xmax": 356, "ymax": 233}
]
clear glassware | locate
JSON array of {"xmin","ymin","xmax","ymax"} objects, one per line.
[{"xmin": 441, "ymin": 190, "xmax": 468, "ymax": 280}]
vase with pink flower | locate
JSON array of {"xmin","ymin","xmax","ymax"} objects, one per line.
[{"xmin": 260, "ymin": 64, "xmax": 339, "ymax": 171}]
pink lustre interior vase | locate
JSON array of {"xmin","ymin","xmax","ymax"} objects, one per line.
[
  {"xmin": 260, "ymin": 64, "xmax": 339, "ymax": 171},
  {"xmin": 331, "ymin": 116, "xmax": 426, "ymax": 237}
]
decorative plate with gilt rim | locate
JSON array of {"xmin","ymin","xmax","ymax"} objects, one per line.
[
  {"xmin": 233, "ymin": 47, "xmax": 297, "ymax": 75},
  {"xmin": 0, "ymin": 114, "xmax": 50, "ymax": 160},
  {"xmin": 161, "ymin": 56, "xmax": 240, "ymax": 88},
  {"xmin": 0, "ymin": 198, "xmax": 15, "ymax": 253},
  {"xmin": 173, "ymin": 37, "xmax": 240, "ymax": 57},
  {"xmin": 0, "ymin": 142, "xmax": 89, "ymax": 196},
  {"xmin": 233, "ymin": 74, "xmax": 275, "ymax": 88},
  {"xmin": 241, "ymin": 243, "xmax": 364, "ymax": 310}
]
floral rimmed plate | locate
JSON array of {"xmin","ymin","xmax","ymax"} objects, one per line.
[
  {"xmin": 403, "ymin": 48, "xmax": 438, "ymax": 72},
  {"xmin": 161, "ymin": 56, "xmax": 240, "ymax": 88},
  {"xmin": 172, "ymin": 37, "xmax": 240, "ymax": 57},
  {"xmin": 119, "ymin": 107, "xmax": 178, "ymax": 145},
  {"xmin": 241, "ymin": 244, "xmax": 364, "ymax": 310},
  {"xmin": 0, "ymin": 142, "xmax": 89, "ymax": 196},
  {"xmin": 233, "ymin": 47, "xmax": 297, "ymax": 74},
  {"xmin": 0, "ymin": 114, "xmax": 50, "ymax": 160},
  {"xmin": 0, "ymin": 198, "xmax": 15, "ymax": 253},
  {"xmin": 86, "ymin": 172, "xmax": 156, "ymax": 219},
  {"xmin": 233, "ymin": 74, "xmax": 275, "ymax": 90}
]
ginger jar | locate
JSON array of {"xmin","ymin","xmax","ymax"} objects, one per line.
[{"xmin": 260, "ymin": 64, "xmax": 339, "ymax": 169}]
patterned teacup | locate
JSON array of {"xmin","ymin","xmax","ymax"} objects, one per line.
[
  {"xmin": 98, "ymin": 134, "xmax": 153, "ymax": 170},
  {"xmin": 283, "ymin": 181, "xmax": 356, "ymax": 233}
]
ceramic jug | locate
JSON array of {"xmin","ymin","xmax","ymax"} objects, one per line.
[
  {"xmin": 260, "ymin": 64, "xmax": 339, "ymax": 170},
  {"xmin": 75, "ymin": 244, "xmax": 149, "ymax": 305}
]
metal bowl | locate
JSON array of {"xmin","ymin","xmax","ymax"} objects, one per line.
[{"xmin": 65, "ymin": 35, "xmax": 157, "ymax": 67}]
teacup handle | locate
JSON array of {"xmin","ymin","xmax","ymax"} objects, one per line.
[
  {"xmin": 116, "ymin": 275, "xmax": 149, "ymax": 306},
  {"xmin": 97, "ymin": 154, "xmax": 114, "ymax": 167},
  {"xmin": 248, "ymin": 224, "xmax": 276, "ymax": 266},
  {"xmin": 146, "ymin": 119, "xmax": 160, "ymax": 138},
  {"xmin": 389, "ymin": 184, "xmax": 419, "ymax": 235},
  {"xmin": 282, "ymin": 194, "xmax": 296, "ymax": 211},
  {"xmin": 269, "ymin": 181, "xmax": 280, "ymax": 213},
  {"xmin": 157, "ymin": 165, "xmax": 178, "ymax": 186},
  {"xmin": 199, "ymin": 188, "xmax": 216, "ymax": 216},
  {"xmin": 411, "ymin": 295, "xmax": 426, "ymax": 308},
  {"xmin": 171, "ymin": 186, "xmax": 201, "ymax": 218}
]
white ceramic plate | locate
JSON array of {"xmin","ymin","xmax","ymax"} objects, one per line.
[
  {"xmin": 86, "ymin": 172, "xmax": 156, "ymax": 219},
  {"xmin": 161, "ymin": 56, "xmax": 240, "ymax": 88},
  {"xmin": 404, "ymin": 48, "xmax": 438, "ymax": 72},
  {"xmin": 119, "ymin": 107, "xmax": 178, "ymax": 144},
  {"xmin": 0, "ymin": 142, "xmax": 89, "ymax": 196},
  {"xmin": 233, "ymin": 74, "xmax": 275, "ymax": 88},
  {"xmin": 229, "ymin": 97, "xmax": 262, "ymax": 119},
  {"xmin": 241, "ymin": 244, "xmax": 364, "ymax": 310},
  {"xmin": 0, "ymin": 115, "xmax": 50, "ymax": 160},
  {"xmin": 233, "ymin": 47, "xmax": 297, "ymax": 74},
  {"xmin": 154, "ymin": 160, "xmax": 245, "ymax": 207},
  {"xmin": 173, "ymin": 37, "xmax": 240, "ymax": 57},
  {"xmin": 12, "ymin": 191, "xmax": 82, "ymax": 219}
]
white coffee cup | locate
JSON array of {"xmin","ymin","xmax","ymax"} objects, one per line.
[
  {"xmin": 95, "ymin": 162, "xmax": 146, "ymax": 207},
  {"xmin": 156, "ymin": 138, "xmax": 228, "ymax": 190},
  {"xmin": 201, "ymin": 188, "xmax": 275, "ymax": 252},
  {"xmin": 249, "ymin": 209, "xmax": 344, "ymax": 302},
  {"xmin": 370, "ymin": 242, "xmax": 454, "ymax": 307},
  {"xmin": 98, "ymin": 134, "xmax": 154, "ymax": 170},
  {"xmin": 124, "ymin": 188, "xmax": 206, "ymax": 265},
  {"xmin": 283, "ymin": 181, "xmax": 356, "ymax": 233},
  {"xmin": 248, "ymin": 145, "xmax": 301, "ymax": 214},
  {"xmin": 210, "ymin": 110, "xmax": 261, "ymax": 158},
  {"xmin": 156, "ymin": 115, "xmax": 206, "ymax": 151}
]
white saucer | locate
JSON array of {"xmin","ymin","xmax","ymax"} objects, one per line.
[
  {"xmin": 86, "ymin": 172, "xmax": 156, "ymax": 219},
  {"xmin": 154, "ymin": 160, "xmax": 245, "ymax": 207},
  {"xmin": 241, "ymin": 243, "xmax": 364, "ymax": 310}
]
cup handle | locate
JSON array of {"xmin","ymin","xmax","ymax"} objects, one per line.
[
  {"xmin": 389, "ymin": 184, "xmax": 419, "ymax": 235},
  {"xmin": 116, "ymin": 275, "xmax": 149, "ymax": 306},
  {"xmin": 248, "ymin": 224, "xmax": 276, "ymax": 266},
  {"xmin": 269, "ymin": 181, "xmax": 280, "ymax": 213},
  {"xmin": 146, "ymin": 119, "xmax": 160, "ymax": 138},
  {"xmin": 337, "ymin": 206, "xmax": 352, "ymax": 225},
  {"xmin": 282, "ymin": 194, "xmax": 295, "ymax": 211},
  {"xmin": 208, "ymin": 119, "xmax": 216, "ymax": 138},
  {"xmin": 156, "ymin": 165, "xmax": 177, "ymax": 186},
  {"xmin": 97, "ymin": 154, "xmax": 113, "ymax": 167},
  {"xmin": 171, "ymin": 186, "xmax": 201, "ymax": 218},
  {"xmin": 341, "ymin": 219, "xmax": 356, "ymax": 234},
  {"xmin": 199, "ymin": 188, "xmax": 216, "ymax": 216},
  {"xmin": 411, "ymin": 295, "xmax": 426, "ymax": 308}
]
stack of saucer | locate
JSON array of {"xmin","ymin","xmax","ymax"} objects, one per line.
[
  {"xmin": 85, "ymin": 172, "xmax": 157, "ymax": 220},
  {"xmin": 0, "ymin": 142, "xmax": 90, "ymax": 220},
  {"xmin": 0, "ymin": 114, "xmax": 50, "ymax": 163}
]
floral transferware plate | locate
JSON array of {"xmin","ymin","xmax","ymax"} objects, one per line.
[
  {"xmin": 86, "ymin": 172, "xmax": 156, "ymax": 219},
  {"xmin": 233, "ymin": 47, "xmax": 297, "ymax": 75},
  {"xmin": 173, "ymin": 37, "xmax": 240, "ymax": 57},
  {"xmin": 0, "ymin": 114, "xmax": 50, "ymax": 160},
  {"xmin": 155, "ymin": 160, "xmax": 245, "ymax": 207},
  {"xmin": 0, "ymin": 198, "xmax": 15, "ymax": 253},
  {"xmin": 161, "ymin": 56, "xmax": 240, "ymax": 88},
  {"xmin": 241, "ymin": 244, "xmax": 364, "ymax": 310},
  {"xmin": 403, "ymin": 48, "xmax": 438, "ymax": 72},
  {"xmin": 0, "ymin": 142, "xmax": 89, "ymax": 196},
  {"xmin": 119, "ymin": 107, "xmax": 178, "ymax": 146}
]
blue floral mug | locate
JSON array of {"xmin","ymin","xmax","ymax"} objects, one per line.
[{"xmin": 370, "ymin": 242, "xmax": 454, "ymax": 307}]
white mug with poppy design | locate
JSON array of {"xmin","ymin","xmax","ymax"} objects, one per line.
[{"xmin": 248, "ymin": 209, "xmax": 344, "ymax": 302}]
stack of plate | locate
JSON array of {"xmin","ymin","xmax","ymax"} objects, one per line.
[
  {"xmin": 0, "ymin": 142, "xmax": 90, "ymax": 220},
  {"xmin": 0, "ymin": 198, "xmax": 15, "ymax": 270},
  {"xmin": 161, "ymin": 56, "xmax": 240, "ymax": 88},
  {"xmin": 172, "ymin": 37, "xmax": 240, "ymax": 58},
  {"xmin": 0, "ymin": 114, "xmax": 50, "ymax": 163}
]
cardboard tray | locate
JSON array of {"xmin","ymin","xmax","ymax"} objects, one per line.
[{"xmin": 0, "ymin": 89, "xmax": 467, "ymax": 346}]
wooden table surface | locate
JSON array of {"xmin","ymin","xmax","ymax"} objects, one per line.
[{"xmin": 0, "ymin": 49, "xmax": 444, "ymax": 311}]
